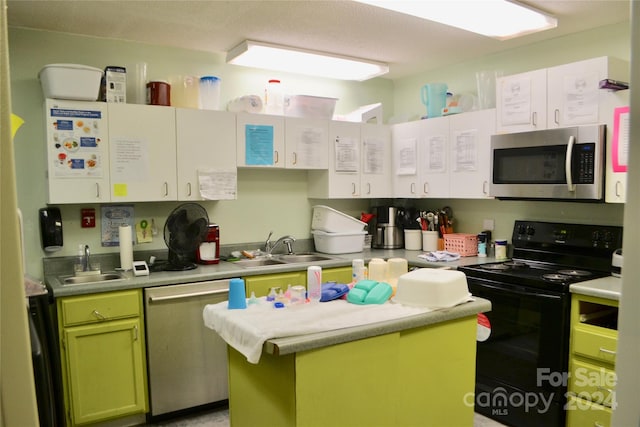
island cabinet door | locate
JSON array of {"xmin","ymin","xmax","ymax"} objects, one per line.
[{"xmin": 63, "ymin": 318, "xmax": 147, "ymax": 425}]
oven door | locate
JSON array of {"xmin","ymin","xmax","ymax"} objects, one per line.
[{"xmin": 468, "ymin": 277, "xmax": 570, "ymax": 427}]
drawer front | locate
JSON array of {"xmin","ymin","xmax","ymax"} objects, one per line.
[
  {"xmin": 566, "ymin": 395, "xmax": 612, "ymax": 427},
  {"xmin": 60, "ymin": 290, "xmax": 141, "ymax": 327},
  {"xmin": 569, "ymin": 358, "xmax": 616, "ymax": 407},
  {"xmin": 573, "ymin": 326, "xmax": 617, "ymax": 364}
]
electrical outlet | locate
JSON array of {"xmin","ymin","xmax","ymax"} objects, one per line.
[{"xmin": 483, "ymin": 219, "xmax": 495, "ymax": 231}]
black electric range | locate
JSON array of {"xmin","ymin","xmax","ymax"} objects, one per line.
[{"xmin": 458, "ymin": 220, "xmax": 622, "ymax": 427}]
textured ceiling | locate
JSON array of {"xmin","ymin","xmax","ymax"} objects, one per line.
[{"xmin": 6, "ymin": 0, "xmax": 631, "ymax": 79}]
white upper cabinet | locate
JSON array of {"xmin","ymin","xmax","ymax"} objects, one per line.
[
  {"xmin": 308, "ymin": 121, "xmax": 391, "ymax": 199},
  {"xmin": 390, "ymin": 110, "xmax": 493, "ymax": 200},
  {"xmin": 391, "ymin": 116, "xmax": 450, "ymax": 198},
  {"xmin": 449, "ymin": 109, "xmax": 495, "ymax": 199},
  {"xmin": 45, "ymin": 99, "xmax": 111, "ymax": 204},
  {"xmin": 497, "ymin": 57, "xmax": 629, "ymax": 134},
  {"xmin": 308, "ymin": 120, "xmax": 362, "ymax": 198},
  {"xmin": 236, "ymin": 113, "xmax": 285, "ymax": 168},
  {"xmin": 391, "ymin": 120, "xmax": 421, "ymax": 198},
  {"xmin": 284, "ymin": 117, "xmax": 329, "ymax": 169},
  {"xmin": 547, "ymin": 56, "xmax": 629, "ymax": 128},
  {"xmin": 496, "ymin": 68, "xmax": 547, "ymax": 133},
  {"xmin": 175, "ymin": 109, "xmax": 237, "ymax": 201},
  {"xmin": 420, "ymin": 116, "xmax": 451, "ymax": 198},
  {"xmin": 108, "ymin": 104, "xmax": 177, "ymax": 202},
  {"xmin": 360, "ymin": 123, "xmax": 392, "ymax": 198}
]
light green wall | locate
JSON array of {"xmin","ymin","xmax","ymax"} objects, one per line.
[
  {"xmin": 393, "ymin": 22, "xmax": 631, "ymax": 121},
  {"xmin": 9, "ymin": 23, "xmax": 629, "ymax": 279},
  {"xmin": 8, "ymin": 28, "xmax": 384, "ymax": 277}
]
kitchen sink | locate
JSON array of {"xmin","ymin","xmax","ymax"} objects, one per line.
[
  {"xmin": 62, "ymin": 272, "xmax": 126, "ymax": 285},
  {"xmin": 232, "ymin": 258, "xmax": 287, "ymax": 268},
  {"xmin": 276, "ymin": 253, "xmax": 335, "ymax": 263}
]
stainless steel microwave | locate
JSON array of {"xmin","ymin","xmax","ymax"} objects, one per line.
[{"xmin": 490, "ymin": 125, "xmax": 605, "ymax": 201}]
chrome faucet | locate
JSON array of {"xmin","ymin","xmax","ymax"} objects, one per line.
[
  {"xmin": 265, "ymin": 231, "xmax": 296, "ymax": 255},
  {"xmin": 83, "ymin": 244, "xmax": 91, "ymax": 271}
]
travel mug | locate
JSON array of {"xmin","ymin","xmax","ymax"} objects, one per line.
[{"xmin": 228, "ymin": 278, "xmax": 247, "ymax": 309}]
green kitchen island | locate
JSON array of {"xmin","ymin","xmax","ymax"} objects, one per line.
[{"xmin": 213, "ymin": 298, "xmax": 491, "ymax": 427}]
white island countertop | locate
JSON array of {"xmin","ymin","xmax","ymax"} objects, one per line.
[{"xmin": 570, "ymin": 275, "xmax": 622, "ymax": 301}]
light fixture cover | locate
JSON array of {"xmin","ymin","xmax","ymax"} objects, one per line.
[
  {"xmin": 226, "ymin": 40, "xmax": 389, "ymax": 81},
  {"xmin": 355, "ymin": 0, "xmax": 558, "ymax": 40}
]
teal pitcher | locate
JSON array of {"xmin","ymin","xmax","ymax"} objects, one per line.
[{"xmin": 420, "ymin": 83, "xmax": 448, "ymax": 118}]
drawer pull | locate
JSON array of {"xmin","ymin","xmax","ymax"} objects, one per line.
[
  {"xmin": 92, "ymin": 310, "xmax": 106, "ymax": 320},
  {"xmin": 596, "ymin": 385, "xmax": 614, "ymax": 394},
  {"xmin": 599, "ymin": 347, "xmax": 616, "ymax": 355},
  {"xmin": 133, "ymin": 325, "xmax": 139, "ymax": 341},
  {"xmin": 148, "ymin": 288, "xmax": 228, "ymax": 303}
]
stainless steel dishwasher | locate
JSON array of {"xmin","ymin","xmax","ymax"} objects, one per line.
[{"xmin": 144, "ymin": 280, "xmax": 229, "ymax": 418}]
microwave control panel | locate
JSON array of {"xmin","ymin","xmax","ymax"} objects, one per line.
[{"xmin": 572, "ymin": 143, "xmax": 596, "ymax": 184}]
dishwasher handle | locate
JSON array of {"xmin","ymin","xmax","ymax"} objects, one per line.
[{"xmin": 147, "ymin": 288, "xmax": 229, "ymax": 303}]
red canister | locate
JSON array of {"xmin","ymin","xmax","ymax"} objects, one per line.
[
  {"xmin": 146, "ymin": 81, "xmax": 170, "ymax": 106},
  {"xmin": 197, "ymin": 224, "xmax": 220, "ymax": 265}
]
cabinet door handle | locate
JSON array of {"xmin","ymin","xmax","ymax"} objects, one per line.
[
  {"xmin": 96, "ymin": 183, "xmax": 100, "ymax": 199},
  {"xmin": 366, "ymin": 183, "xmax": 371, "ymax": 195},
  {"xmin": 599, "ymin": 347, "xmax": 617, "ymax": 355},
  {"xmin": 424, "ymin": 182, "xmax": 429, "ymax": 195},
  {"xmin": 410, "ymin": 182, "xmax": 416, "ymax": 194},
  {"xmin": 187, "ymin": 182, "xmax": 192, "ymax": 197},
  {"xmin": 132, "ymin": 324, "xmax": 139, "ymax": 341},
  {"xmin": 292, "ymin": 152, "xmax": 297, "ymax": 165},
  {"xmin": 554, "ymin": 108, "xmax": 560, "ymax": 125},
  {"xmin": 616, "ymin": 181, "xmax": 622, "ymax": 198},
  {"xmin": 164, "ymin": 182, "xmax": 169, "ymax": 197},
  {"xmin": 351, "ymin": 183, "xmax": 357, "ymax": 195},
  {"xmin": 532, "ymin": 111, "xmax": 537, "ymax": 126},
  {"xmin": 92, "ymin": 310, "xmax": 106, "ymax": 320},
  {"xmin": 274, "ymin": 150, "xmax": 279, "ymax": 165}
]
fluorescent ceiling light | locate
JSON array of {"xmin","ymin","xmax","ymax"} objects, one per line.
[
  {"xmin": 226, "ymin": 40, "xmax": 389, "ymax": 81},
  {"xmin": 354, "ymin": 0, "xmax": 558, "ymax": 40}
]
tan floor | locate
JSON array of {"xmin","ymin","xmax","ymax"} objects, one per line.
[{"xmin": 147, "ymin": 407, "xmax": 508, "ymax": 427}]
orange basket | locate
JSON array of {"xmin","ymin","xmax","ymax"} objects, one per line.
[{"xmin": 444, "ymin": 233, "xmax": 478, "ymax": 257}]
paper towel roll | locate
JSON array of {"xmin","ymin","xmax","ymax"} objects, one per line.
[{"xmin": 119, "ymin": 224, "xmax": 134, "ymax": 270}]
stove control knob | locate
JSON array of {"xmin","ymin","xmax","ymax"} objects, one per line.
[
  {"xmin": 517, "ymin": 224, "xmax": 526, "ymax": 235},
  {"xmin": 526, "ymin": 226, "xmax": 535, "ymax": 236}
]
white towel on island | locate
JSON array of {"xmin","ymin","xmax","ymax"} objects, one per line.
[{"xmin": 203, "ymin": 298, "xmax": 432, "ymax": 364}]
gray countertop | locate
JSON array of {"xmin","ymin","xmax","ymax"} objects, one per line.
[
  {"xmin": 44, "ymin": 249, "xmax": 500, "ymax": 298},
  {"xmin": 264, "ymin": 297, "xmax": 491, "ymax": 356},
  {"xmin": 570, "ymin": 275, "xmax": 622, "ymax": 301}
]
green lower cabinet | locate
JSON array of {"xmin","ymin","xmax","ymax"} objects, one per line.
[
  {"xmin": 228, "ymin": 316, "xmax": 477, "ymax": 427},
  {"xmin": 244, "ymin": 272, "xmax": 306, "ymax": 297},
  {"xmin": 322, "ymin": 266, "xmax": 352, "ymax": 284},
  {"xmin": 244, "ymin": 267, "xmax": 353, "ymax": 298},
  {"xmin": 58, "ymin": 290, "xmax": 148, "ymax": 426}
]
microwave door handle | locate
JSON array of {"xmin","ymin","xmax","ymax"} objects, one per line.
[{"xmin": 565, "ymin": 135, "xmax": 576, "ymax": 192}]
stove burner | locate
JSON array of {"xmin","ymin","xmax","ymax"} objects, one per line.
[
  {"xmin": 557, "ymin": 269, "xmax": 592, "ymax": 277},
  {"xmin": 503, "ymin": 261, "xmax": 528, "ymax": 268},
  {"xmin": 542, "ymin": 273, "xmax": 571, "ymax": 282},
  {"xmin": 481, "ymin": 263, "xmax": 511, "ymax": 271}
]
